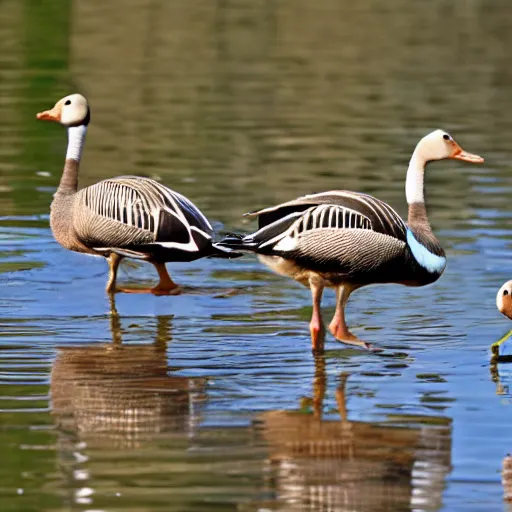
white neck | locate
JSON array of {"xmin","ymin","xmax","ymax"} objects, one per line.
[
  {"xmin": 66, "ymin": 125, "xmax": 87, "ymax": 162},
  {"xmin": 405, "ymin": 148, "xmax": 426, "ymax": 204}
]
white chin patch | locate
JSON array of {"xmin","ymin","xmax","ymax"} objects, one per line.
[
  {"xmin": 406, "ymin": 230, "xmax": 446, "ymax": 274},
  {"xmin": 273, "ymin": 235, "xmax": 298, "ymax": 252}
]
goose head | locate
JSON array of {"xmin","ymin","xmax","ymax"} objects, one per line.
[
  {"xmin": 497, "ymin": 281, "xmax": 512, "ymax": 320},
  {"xmin": 415, "ymin": 130, "xmax": 484, "ymax": 164},
  {"xmin": 37, "ymin": 94, "xmax": 90, "ymax": 127}
]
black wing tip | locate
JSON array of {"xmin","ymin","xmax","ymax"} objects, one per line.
[
  {"xmin": 210, "ymin": 243, "xmax": 244, "ymax": 259},
  {"xmin": 214, "ymin": 232, "xmax": 259, "ymax": 253}
]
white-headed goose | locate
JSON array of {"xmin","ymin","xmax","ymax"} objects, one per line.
[
  {"xmin": 492, "ymin": 281, "xmax": 512, "ymax": 361},
  {"xmin": 38, "ymin": 94, "xmax": 238, "ymax": 294},
  {"xmin": 219, "ymin": 130, "xmax": 483, "ymax": 352},
  {"xmin": 497, "ymin": 281, "xmax": 512, "ymax": 320}
]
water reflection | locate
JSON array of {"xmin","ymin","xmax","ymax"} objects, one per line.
[
  {"xmin": 490, "ymin": 361, "xmax": 512, "ymax": 405},
  {"xmin": 50, "ymin": 305, "xmax": 207, "ymax": 508},
  {"xmin": 51, "ymin": 306, "xmax": 206, "ymax": 449},
  {"xmin": 503, "ymin": 455, "xmax": 512, "ymax": 505},
  {"xmin": 257, "ymin": 359, "xmax": 452, "ymax": 511}
]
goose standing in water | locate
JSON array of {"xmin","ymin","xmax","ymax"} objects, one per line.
[
  {"xmin": 492, "ymin": 281, "xmax": 512, "ymax": 361},
  {"xmin": 38, "ymin": 94, "xmax": 238, "ymax": 294},
  {"xmin": 220, "ymin": 130, "xmax": 483, "ymax": 352}
]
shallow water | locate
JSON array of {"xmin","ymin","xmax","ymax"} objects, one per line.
[{"xmin": 2, "ymin": 0, "xmax": 512, "ymax": 510}]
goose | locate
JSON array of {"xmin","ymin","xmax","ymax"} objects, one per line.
[
  {"xmin": 497, "ymin": 281, "xmax": 512, "ymax": 320},
  {"xmin": 492, "ymin": 281, "xmax": 512, "ymax": 360},
  {"xmin": 37, "ymin": 94, "xmax": 239, "ymax": 294},
  {"xmin": 219, "ymin": 130, "xmax": 483, "ymax": 352}
]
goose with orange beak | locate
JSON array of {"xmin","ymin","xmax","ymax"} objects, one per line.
[
  {"xmin": 38, "ymin": 94, "xmax": 239, "ymax": 294},
  {"xmin": 219, "ymin": 130, "xmax": 484, "ymax": 353}
]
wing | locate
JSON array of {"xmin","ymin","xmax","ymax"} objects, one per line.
[
  {"xmin": 240, "ymin": 191, "xmax": 407, "ymax": 254},
  {"xmin": 74, "ymin": 176, "xmax": 214, "ymax": 256},
  {"xmin": 283, "ymin": 227, "xmax": 407, "ymax": 278},
  {"xmin": 247, "ymin": 190, "xmax": 407, "ymax": 241},
  {"xmin": 242, "ymin": 203, "xmax": 373, "ymax": 253}
]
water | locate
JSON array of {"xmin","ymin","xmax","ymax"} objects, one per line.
[{"xmin": 1, "ymin": 0, "xmax": 512, "ymax": 510}]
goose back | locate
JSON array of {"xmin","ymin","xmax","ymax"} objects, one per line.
[
  {"xmin": 72, "ymin": 176, "xmax": 215, "ymax": 261},
  {"xmin": 248, "ymin": 191, "xmax": 408, "ymax": 241}
]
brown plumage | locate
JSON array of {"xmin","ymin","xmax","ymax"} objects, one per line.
[
  {"xmin": 38, "ymin": 94, "xmax": 239, "ymax": 294},
  {"xmin": 219, "ymin": 130, "xmax": 484, "ymax": 352}
]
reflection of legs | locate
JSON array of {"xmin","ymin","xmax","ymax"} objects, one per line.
[
  {"xmin": 155, "ymin": 315, "xmax": 173, "ymax": 352},
  {"xmin": 312, "ymin": 356, "xmax": 326, "ymax": 418},
  {"xmin": 108, "ymin": 294, "xmax": 123, "ymax": 347},
  {"xmin": 105, "ymin": 253, "xmax": 123, "ymax": 294},
  {"xmin": 335, "ymin": 373, "xmax": 349, "ymax": 422},
  {"xmin": 329, "ymin": 285, "xmax": 371, "ymax": 349},
  {"xmin": 309, "ymin": 278, "xmax": 326, "ymax": 353}
]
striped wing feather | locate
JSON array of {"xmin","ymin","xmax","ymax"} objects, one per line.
[
  {"xmin": 248, "ymin": 190, "xmax": 407, "ymax": 241},
  {"xmin": 75, "ymin": 176, "xmax": 214, "ymax": 255},
  {"xmin": 245, "ymin": 191, "xmax": 407, "ymax": 253}
]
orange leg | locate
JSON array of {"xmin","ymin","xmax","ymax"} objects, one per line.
[
  {"xmin": 309, "ymin": 279, "xmax": 326, "ymax": 353},
  {"xmin": 328, "ymin": 285, "xmax": 372, "ymax": 350},
  {"xmin": 115, "ymin": 261, "xmax": 180, "ymax": 295},
  {"xmin": 151, "ymin": 262, "xmax": 180, "ymax": 295}
]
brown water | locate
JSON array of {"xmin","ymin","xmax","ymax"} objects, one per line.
[{"xmin": 1, "ymin": 0, "xmax": 512, "ymax": 510}]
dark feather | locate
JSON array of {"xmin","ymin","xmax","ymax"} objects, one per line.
[
  {"xmin": 155, "ymin": 210, "xmax": 190, "ymax": 244},
  {"xmin": 249, "ymin": 191, "xmax": 407, "ymax": 242}
]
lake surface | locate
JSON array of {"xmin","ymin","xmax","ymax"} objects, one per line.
[{"xmin": 1, "ymin": 0, "xmax": 512, "ymax": 510}]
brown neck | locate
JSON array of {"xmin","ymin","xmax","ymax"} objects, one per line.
[
  {"xmin": 407, "ymin": 201, "xmax": 444, "ymax": 257},
  {"xmin": 57, "ymin": 159, "xmax": 79, "ymax": 195},
  {"xmin": 408, "ymin": 201, "xmax": 433, "ymax": 231}
]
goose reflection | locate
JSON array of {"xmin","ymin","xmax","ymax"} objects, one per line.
[
  {"xmin": 490, "ymin": 361, "xmax": 512, "ymax": 404},
  {"xmin": 51, "ymin": 300, "xmax": 206, "ymax": 450},
  {"xmin": 258, "ymin": 358, "xmax": 452, "ymax": 512},
  {"xmin": 489, "ymin": 363, "xmax": 512, "ymax": 504}
]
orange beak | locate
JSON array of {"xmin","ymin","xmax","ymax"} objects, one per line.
[
  {"xmin": 36, "ymin": 107, "xmax": 61, "ymax": 122},
  {"xmin": 450, "ymin": 143, "xmax": 484, "ymax": 163}
]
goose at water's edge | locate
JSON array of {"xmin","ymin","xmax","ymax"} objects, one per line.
[
  {"xmin": 37, "ymin": 94, "xmax": 239, "ymax": 295},
  {"xmin": 219, "ymin": 130, "xmax": 484, "ymax": 353},
  {"xmin": 492, "ymin": 281, "xmax": 512, "ymax": 361}
]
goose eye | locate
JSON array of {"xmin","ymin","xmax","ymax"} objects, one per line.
[
  {"xmin": 443, "ymin": 134, "xmax": 450, "ymax": 141},
  {"xmin": 64, "ymin": 100, "xmax": 71, "ymax": 106},
  {"xmin": 504, "ymin": 290, "xmax": 509, "ymax": 296}
]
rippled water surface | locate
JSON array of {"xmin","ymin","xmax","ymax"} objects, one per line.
[{"xmin": 2, "ymin": 1, "xmax": 512, "ymax": 510}]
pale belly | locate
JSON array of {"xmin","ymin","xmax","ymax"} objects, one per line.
[{"xmin": 257, "ymin": 255, "xmax": 348, "ymax": 288}]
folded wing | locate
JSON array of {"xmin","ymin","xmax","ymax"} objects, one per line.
[{"xmin": 73, "ymin": 176, "xmax": 215, "ymax": 259}]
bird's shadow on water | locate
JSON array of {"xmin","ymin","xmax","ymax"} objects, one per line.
[
  {"xmin": 326, "ymin": 345, "xmax": 412, "ymax": 360},
  {"xmin": 111, "ymin": 282, "xmax": 261, "ymax": 298}
]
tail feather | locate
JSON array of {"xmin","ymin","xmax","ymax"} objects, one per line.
[
  {"xmin": 214, "ymin": 232, "xmax": 259, "ymax": 254},
  {"xmin": 209, "ymin": 241, "xmax": 243, "ymax": 259}
]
